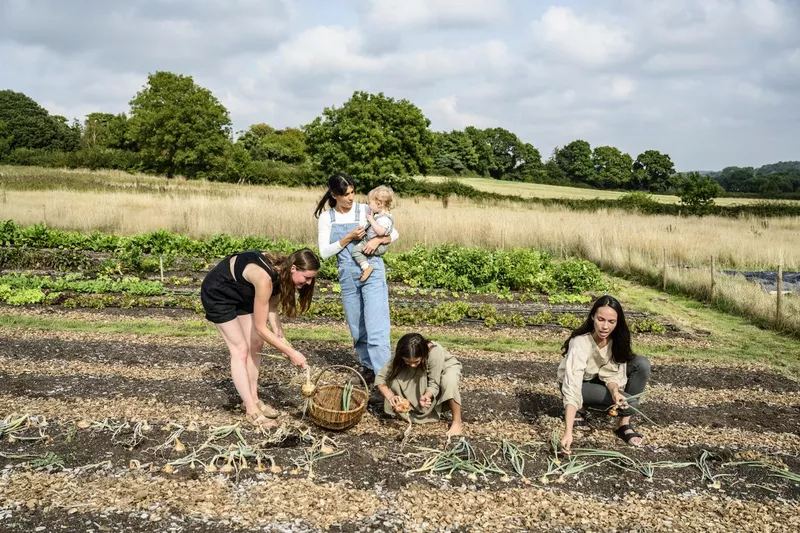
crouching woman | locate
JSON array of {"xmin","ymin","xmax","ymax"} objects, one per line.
[
  {"xmin": 557, "ymin": 295, "xmax": 652, "ymax": 452},
  {"xmin": 375, "ymin": 333, "xmax": 464, "ymax": 437}
]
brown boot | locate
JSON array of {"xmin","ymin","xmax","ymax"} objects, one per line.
[{"xmin": 360, "ymin": 265, "xmax": 374, "ymax": 282}]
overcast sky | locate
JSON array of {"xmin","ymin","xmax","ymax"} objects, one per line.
[{"xmin": 2, "ymin": 0, "xmax": 798, "ymax": 170}]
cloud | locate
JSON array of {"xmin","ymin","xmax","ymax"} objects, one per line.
[
  {"xmin": 530, "ymin": 7, "xmax": 633, "ymax": 68},
  {"xmin": 427, "ymin": 95, "xmax": 492, "ymax": 130},
  {"xmin": 1, "ymin": 1, "xmax": 799, "ymax": 170},
  {"xmin": 361, "ymin": 0, "xmax": 507, "ymax": 30}
]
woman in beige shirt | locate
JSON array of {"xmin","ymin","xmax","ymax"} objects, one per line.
[
  {"xmin": 375, "ymin": 332, "xmax": 464, "ymax": 437},
  {"xmin": 557, "ymin": 295, "xmax": 652, "ymax": 452}
]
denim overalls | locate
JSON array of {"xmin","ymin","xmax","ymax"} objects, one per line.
[{"xmin": 329, "ymin": 203, "xmax": 391, "ymax": 373}]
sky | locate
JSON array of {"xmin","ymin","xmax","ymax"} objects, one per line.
[{"xmin": 1, "ymin": 0, "xmax": 799, "ymax": 171}]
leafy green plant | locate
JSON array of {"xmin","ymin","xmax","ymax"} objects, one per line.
[
  {"xmin": 556, "ymin": 313, "xmax": 583, "ymax": 329},
  {"xmin": 630, "ymin": 318, "xmax": 667, "ymax": 335}
]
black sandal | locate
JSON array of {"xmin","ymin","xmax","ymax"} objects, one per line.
[
  {"xmin": 614, "ymin": 424, "xmax": 644, "ymax": 446},
  {"xmin": 572, "ymin": 410, "xmax": 589, "ymax": 428}
]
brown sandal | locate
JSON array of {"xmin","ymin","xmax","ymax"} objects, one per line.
[
  {"xmin": 246, "ymin": 412, "xmax": 278, "ymax": 430},
  {"xmin": 256, "ymin": 400, "xmax": 280, "ymax": 419}
]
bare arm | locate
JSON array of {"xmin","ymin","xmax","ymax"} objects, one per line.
[
  {"xmin": 244, "ymin": 266, "xmax": 305, "ymax": 368},
  {"xmin": 267, "ymin": 294, "xmax": 284, "ymax": 340}
]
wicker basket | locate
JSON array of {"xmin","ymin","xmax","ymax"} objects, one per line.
[{"xmin": 307, "ymin": 365, "xmax": 369, "ymax": 431}]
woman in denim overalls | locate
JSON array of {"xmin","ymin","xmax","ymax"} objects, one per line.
[{"xmin": 315, "ymin": 173, "xmax": 398, "ymax": 382}]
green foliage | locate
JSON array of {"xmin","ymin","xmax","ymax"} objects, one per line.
[
  {"xmin": 81, "ymin": 113, "xmax": 134, "ymax": 151},
  {"xmin": 237, "ymin": 124, "xmax": 308, "ymax": 164},
  {"xmin": 128, "ymin": 71, "xmax": 231, "ymax": 177},
  {"xmin": 431, "ymin": 130, "xmax": 479, "ymax": 175},
  {"xmin": 551, "ymin": 260, "xmax": 605, "ymax": 294},
  {"xmin": 630, "ymin": 317, "xmax": 667, "ymax": 334},
  {"xmin": 2, "ymin": 287, "xmax": 46, "ymax": 305},
  {"xmin": 530, "ymin": 311, "xmax": 554, "ymax": 325},
  {"xmin": 0, "ymin": 273, "xmax": 166, "ymax": 296},
  {"xmin": 556, "ymin": 140, "xmax": 594, "ymax": 184},
  {"xmin": 304, "ymin": 91, "xmax": 434, "ymax": 188},
  {"xmin": 0, "ymin": 90, "xmax": 79, "ymax": 151},
  {"xmin": 556, "ymin": 313, "xmax": 583, "ymax": 329},
  {"xmin": 547, "ymin": 293, "xmax": 592, "ymax": 304},
  {"xmin": 591, "ymin": 146, "xmax": 633, "ymax": 188},
  {"xmin": 617, "ymin": 191, "xmax": 660, "ymax": 213},
  {"xmin": 632, "ymin": 150, "xmax": 675, "ymax": 192},
  {"xmin": 677, "ymin": 172, "xmax": 723, "ymax": 215}
]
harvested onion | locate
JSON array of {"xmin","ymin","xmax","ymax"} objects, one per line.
[{"xmin": 394, "ymin": 398, "xmax": 411, "ymax": 414}]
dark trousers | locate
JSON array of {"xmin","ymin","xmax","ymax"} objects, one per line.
[{"xmin": 580, "ymin": 355, "xmax": 651, "ymax": 416}]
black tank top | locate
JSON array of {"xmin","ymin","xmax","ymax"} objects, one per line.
[{"xmin": 231, "ymin": 251, "xmax": 280, "ymax": 297}]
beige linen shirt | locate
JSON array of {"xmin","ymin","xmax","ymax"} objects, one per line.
[{"xmin": 557, "ymin": 333, "xmax": 627, "ymax": 409}]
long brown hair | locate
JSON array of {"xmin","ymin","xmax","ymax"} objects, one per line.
[
  {"xmin": 263, "ymin": 248, "xmax": 320, "ymax": 317},
  {"xmin": 385, "ymin": 332, "xmax": 431, "ymax": 384},
  {"xmin": 314, "ymin": 172, "xmax": 356, "ymax": 218},
  {"xmin": 561, "ymin": 295, "xmax": 635, "ymax": 364}
]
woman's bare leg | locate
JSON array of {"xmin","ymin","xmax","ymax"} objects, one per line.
[
  {"xmin": 236, "ymin": 314, "xmax": 264, "ymax": 406},
  {"xmin": 215, "ymin": 319, "xmax": 258, "ymax": 415},
  {"xmin": 446, "ymin": 400, "xmax": 463, "ymax": 437}
]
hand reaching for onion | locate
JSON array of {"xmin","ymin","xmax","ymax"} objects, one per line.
[{"xmin": 390, "ymin": 396, "xmax": 410, "ymax": 413}]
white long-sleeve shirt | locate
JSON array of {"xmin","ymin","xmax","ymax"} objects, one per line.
[
  {"xmin": 557, "ymin": 333, "xmax": 627, "ymax": 409},
  {"xmin": 317, "ymin": 203, "xmax": 399, "ymax": 260}
]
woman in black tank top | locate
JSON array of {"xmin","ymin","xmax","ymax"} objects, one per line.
[{"xmin": 201, "ymin": 248, "xmax": 320, "ymax": 430}]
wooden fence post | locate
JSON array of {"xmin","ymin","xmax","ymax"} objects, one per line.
[
  {"xmin": 662, "ymin": 247, "xmax": 667, "ymax": 291},
  {"xmin": 710, "ymin": 256, "xmax": 716, "ymax": 300},
  {"xmin": 776, "ymin": 260, "xmax": 783, "ymax": 329},
  {"xmin": 159, "ymin": 255, "xmax": 165, "ymax": 283}
]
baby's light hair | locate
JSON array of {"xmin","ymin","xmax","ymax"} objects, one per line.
[{"xmin": 368, "ymin": 185, "xmax": 395, "ymax": 211}]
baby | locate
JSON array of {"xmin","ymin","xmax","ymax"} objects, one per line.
[{"xmin": 352, "ymin": 185, "xmax": 395, "ymax": 281}]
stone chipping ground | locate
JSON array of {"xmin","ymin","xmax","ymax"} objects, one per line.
[{"xmin": 0, "ymin": 316, "xmax": 799, "ymax": 532}]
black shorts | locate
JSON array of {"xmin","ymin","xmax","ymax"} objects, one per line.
[{"xmin": 200, "ymin": 274, "xmax": 255, "ymax": 324}]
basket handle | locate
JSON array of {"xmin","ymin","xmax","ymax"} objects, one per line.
[{"xmin": 312, "ymin": 365, "xmax": 368, "ymax": 393}]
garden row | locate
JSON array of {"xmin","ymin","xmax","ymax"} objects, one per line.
[
  {"xmin": 0, "ymin": 221, "xmax": 605, "ymax": 293},
  {"xmin": 0, "ymin": 280, "xmax": 667, "ymax": 334}
]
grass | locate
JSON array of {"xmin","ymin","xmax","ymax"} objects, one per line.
[{"xmin": 418, "ymin": 175, "xmax": 794, "ymax": 206}]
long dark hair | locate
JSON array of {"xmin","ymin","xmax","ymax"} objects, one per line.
[
  {"xmin": 561, "ymin": 295, "xmax": 635, "ymax": 364},
  {"xmin": 314, "ymin": 172, "xmax": 356, "ymax": 218},
  {"xmin": 263, "ymin": 249, "xmax": 320, "ymax": 317},
  {"xmin": 385, "ymin": 333, "xmax": 431, "ymax": 384}
]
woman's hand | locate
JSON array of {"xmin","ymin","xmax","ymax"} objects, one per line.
[
  {"xmin": 419, "ymin": 393, "xmax": 433, "ymax": 410},
  {"xmin": 346, "ymin": 227, "xmax": 365, "ymax": 243},
  {"xmin": 286, "ymin": 349, "xmax": 307, "ymax": 369},
  {"xmin": 388, "ymin": 395, "xmax": 404, "ymax": 410},
  {"xmin": 361, "ymin": 237, "xmax": 383, "ymax": 255},
  {"xmin": 613, "ymin": 391, "xmax": 629, "ymax": 409},
  {"xmin": 560, "ymin": 431, "xmax": 573, "ymax": 455}
]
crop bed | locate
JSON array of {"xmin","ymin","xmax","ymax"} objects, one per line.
[{"xmin": 1, "ymin": 229, "xmax": 798, "ymax": 531}]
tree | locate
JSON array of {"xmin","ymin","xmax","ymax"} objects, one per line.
[
  {"xmin": 237, "ymin": 123, "xmax": 308, "ymax": 164},
  {"xmin": 0, "ymin": 120, "xmax": 11, "ymax": 161},
  {"xmin": 555, "ymin": 140, "xmax": 593, "ymax": 184},
  {"xmin": 463, "ymin": 126, "xmax": 493, "ymax": 176},
  {"xmin": 482, "ymin": 127, "xmax": 542, "ymax": 181},
  {"xmin": 127, "ymin": 72, "xmax": 231, "ymax": 177},
  {"xmin": 81, "ymin": 112, "xmax": 133, "ymax": 150},
  {"xmin": 0, "ymin": 90, "xmax": 79, "ymax": 151},
  {"xmin": 632, "ymin": 150, "xmax": 675, "ymax": 191},
  {"xmin": 591, "ymin": 146, "xmax": 633, "ymax": 188},
  {"xmin": 431, "ymin": 130, "xmax": 479, "ymax": 175},
  {"xmin": 676, "ymin": 172, "xmax": 722, "ymax": 214},
  {"xmin": 304, "ymin": 91, "xmax": 434, "ymax": 187}
]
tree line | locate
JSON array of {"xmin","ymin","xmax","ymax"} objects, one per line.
[{"xmin": 0, "ymin": 71, "xmax": 793, "ymax": 200}]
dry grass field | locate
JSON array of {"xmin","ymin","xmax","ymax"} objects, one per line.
[
  {"xmin": 3, "ymin": 165, "xmax": 799, "ymax": 334},
  {"xmin": 419, "ymin": 175, "xmax": 798, "ymax": 206}
]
